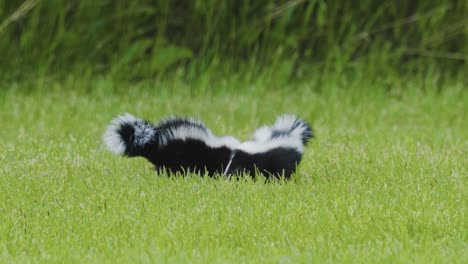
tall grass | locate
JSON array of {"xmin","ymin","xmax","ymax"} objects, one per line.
[{"xmin": 1, "ymin": 0, "xmax": 467, "ymax": 81}]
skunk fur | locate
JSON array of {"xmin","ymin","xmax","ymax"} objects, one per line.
[
  {"xmin": 223, "ymin": 114, "xmax": 313, "ymax": 178},
  {"xmin": 103, "ymin": 113, "xmax": 240, "ymax": 175}
]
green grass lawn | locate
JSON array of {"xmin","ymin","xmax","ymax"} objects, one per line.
[{"xmin": 0, "ymin": 74, "xmax": 466, "ymax": 263}]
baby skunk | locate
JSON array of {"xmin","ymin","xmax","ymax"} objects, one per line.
[
  {"xmin": 223, "ymin": 114, "xmax": 313, "ymax": 179},
  {"xmin": 103, "ymin": 113, "xmax": 240, "ymax": 175}
]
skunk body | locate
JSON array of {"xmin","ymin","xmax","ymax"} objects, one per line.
[
  {"xmin": 224, "ymin": 114, "xmax": 313, "ymax": 179},
  {"xmin": 103, "ymin": 114, "xmax": 240, "ymax": 175}
]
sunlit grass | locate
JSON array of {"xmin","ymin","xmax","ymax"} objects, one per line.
[{"xmin": 0, "ymin": 74, "xmax": 466, "ymax": 263}]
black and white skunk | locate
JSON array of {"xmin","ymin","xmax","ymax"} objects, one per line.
[
  {"xmin": 223, "ymin": 114, "xmax": 313, "ymax": 179},
  {"xmin": 103, "ymin": 113, "xmax": 240, "ymax": 175}
]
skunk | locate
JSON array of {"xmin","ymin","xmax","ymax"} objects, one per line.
[
  {"xmin": 223, "ymin": 114, "xmax": 313, "ymax": 179},
  {"xmin": 103, "ymin": 113, "xmax": 240, "ymax": 175}
]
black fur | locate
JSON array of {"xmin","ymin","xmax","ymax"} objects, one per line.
[
  {"xmin": 225, "ymin": 148, "xmax": 302, "ymax": 178},
  {"xmin": 103, "ymin": 114, "xmax": 238, "ymax": 176},
  {"xmin": 147, "ymin": 139, "xmax": 233, "ymax": 175}
]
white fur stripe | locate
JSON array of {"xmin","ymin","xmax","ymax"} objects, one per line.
[
  {"xmin": 235, "ymin": 137, "xmax": 304, "ymax": 154},
  {"xmin": 158, "ymin": 119, "xmax": 240, "ymax": 149},
  {"xmin": 223, "ymin": 153, "xmax": 235, "ymax": 175}
]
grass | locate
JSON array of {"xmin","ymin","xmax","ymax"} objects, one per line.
[
  {"xmin": 0, "ymin": 72, "xmax": 466, "ymax": 263},
  {"xmin": 2, "ymin": 1, "xmax": 467, "ymax": 79}
]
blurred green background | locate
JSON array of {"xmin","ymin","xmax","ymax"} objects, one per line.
[{"xmin": 0, "ymin": 0, "xmax": 467, "ymax": 83}]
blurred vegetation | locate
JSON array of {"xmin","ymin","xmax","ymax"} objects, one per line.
[{"xmin": 0, "ymin": 0, "xmax": 467, "ymax": 81}]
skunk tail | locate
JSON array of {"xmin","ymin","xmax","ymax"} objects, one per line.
[
  {"xmin": 272, "ymin": 114, "xmax": 314, "ymax": 145},
  {"xmin": 103, "ymin": 113, "xmax": 156, "ymax": 157}
]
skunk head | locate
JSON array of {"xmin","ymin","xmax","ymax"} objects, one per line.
[
  {"xmin": 224, "ymin": 114, "xmax": 313, "ymax": 178},
  {"xmin": 103, "ymin": 113, "xmax": 156, "ymax": 156}
]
